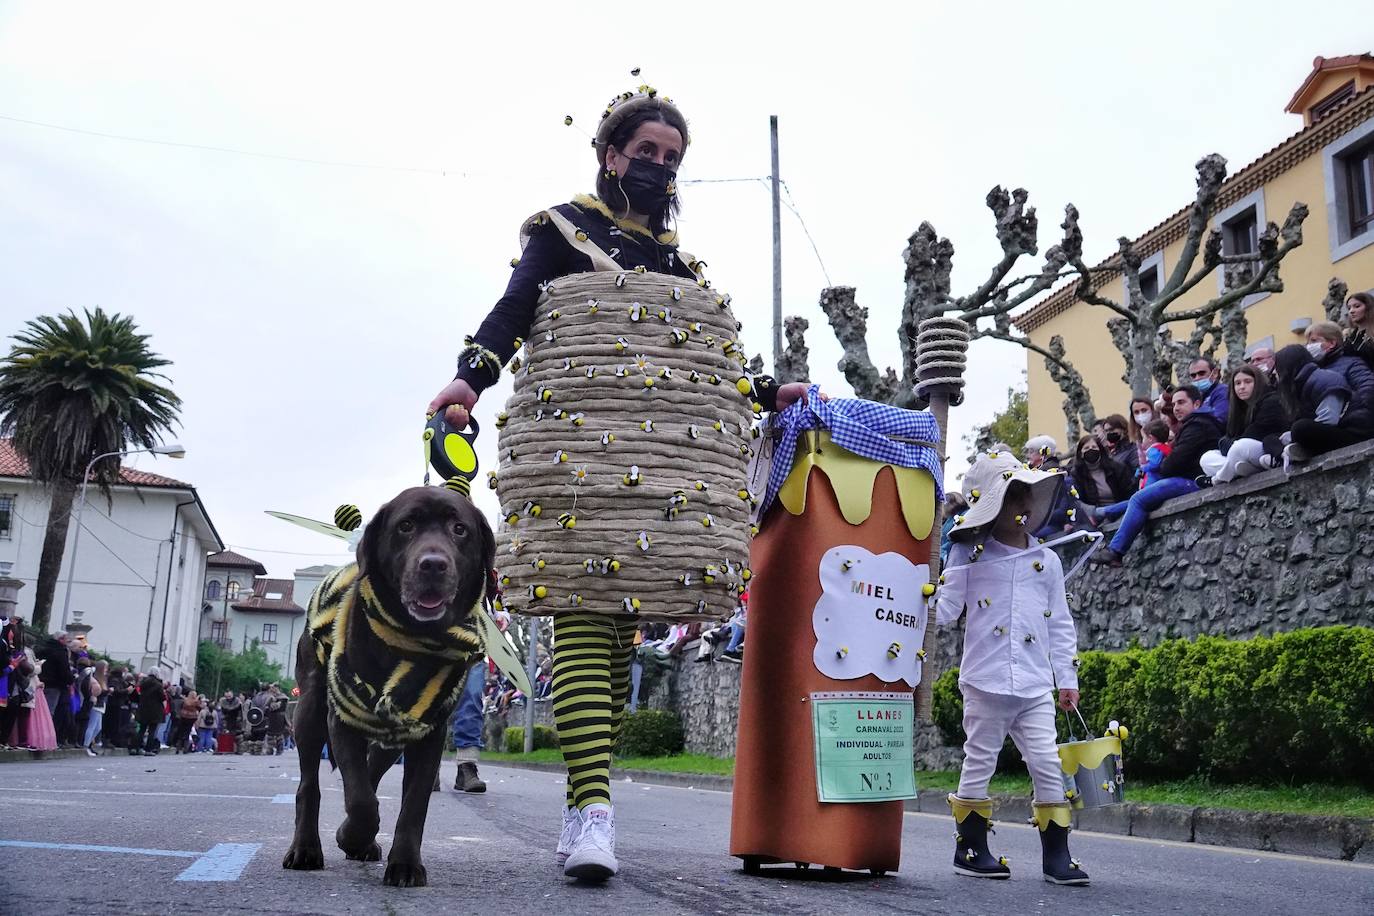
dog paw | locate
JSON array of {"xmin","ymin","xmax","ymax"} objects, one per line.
[
  {"xmin": 282, "ymin": 844, "xmax": 325, "ymax": 870},
  {"xmin": 383, "ymin": 861, "xmax": 428, "ymax": 888},
  {"xmin": 342, "ymin": 841, "xmax": 382, "ymax": 862}
]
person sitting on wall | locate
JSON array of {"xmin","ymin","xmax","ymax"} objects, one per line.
[
  {"xmin": 1126, "ymin": 399, "xmax": 1159, "ymax": 470},
  {"xmin": 1068, "ymin": 434, "xmax": 1134, "ymax": 510},
  {"xmin": 1198, "ymin": 363, "xmax": 1288, "ymax": 484},
  {"xmin": 1091, "ymin": 385, "xmax": 1222, "ymax": 567},
  {"xmin": 1343, "ymin": 290, "xmax": 1374, "ymax": 368},
  {"xmin": 1306, "ymin": 321, "xmax": 1374, "ymax": 421},
  {"xmin": 1274, "ymin": 344, "xmax": 1371, "ymax": 467},
  {"xmin": 1096, "ymin": 414, "xmax": 1140, "ymax": 475},
  {"xmin": 1022, "ymin": 436, "xmax": 1083, "ymax": 537},
  {"xmin": 1187, "ymin": 357, "xmax": 1230, "ymax": 426},
  {"xmin": 1246, "ymin": 347, "xmax": 1277, "ymax": 384}
]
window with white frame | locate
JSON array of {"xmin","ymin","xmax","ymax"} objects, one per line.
[
  {"xmin": 1323, "ymin": 116, "xmax": 1374, "ymax": 263},
  {"xmin": 1212, "ymin": 189, "xmax": 1269, "ymax": 308},
  {"xmin": 0, "ymin": 493, "xmax": 14, "ymax": 540},
  {"xmin": 262, "ymin": 623, "xmax": 278, "ymax": 644}
]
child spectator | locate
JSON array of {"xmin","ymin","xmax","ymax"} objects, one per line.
[
  {"xmin": 1344, "ymin": 290, "xmax": 1374, "ymax": 368},
  {"xmin": 1090, "ymin": 420, "xmax": 1169, "ymax": 524},
  {"xmin": 936, "ymin": 451, "xmax": 1088, "ymax": 885},
  {"xmin": 1199, "ymin": 365, "xmax": 1287, "ymax": 483},
  {"xmin": 80, "ymin": 660, "xmax": 108, "ymax": 756},
  {"xmin": 1092, "ymin": 386, "xmax": 1221, "ymax": 566},
  {"xmin": 1275, "ymin": 343, "xmax": 1371, "ymax": 465}
]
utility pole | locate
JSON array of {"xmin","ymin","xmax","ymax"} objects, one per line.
[{"xmin": 770, "ymin": 115, "xmax": 782, "ymax": 369}]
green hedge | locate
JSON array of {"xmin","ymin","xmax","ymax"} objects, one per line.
[
  {"xmin": 932, "ymin": 626, "xmax": 1374, "ymax": 785},
  {"xmin": 503, "ymin": 724, "xmax": 560, "ymax": 754},
  {"xmin": 616, "ymin": 709, "xmax": 685, "ymax": 757}
]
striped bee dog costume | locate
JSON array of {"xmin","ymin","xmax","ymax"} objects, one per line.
[{"xmin": 307, "ymin": 565, "xmax": 485, "ymax": 747}]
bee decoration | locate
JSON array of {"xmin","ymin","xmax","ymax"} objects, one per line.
[
  {"xmin": 657, "ymin": 367, "xmax": 671, "ymax": 379},
  {"xmin": 573, "ymin": 230, "xmax": 587, "ymax": 242},
  {"xmin": 921, "ymin": 583, "xmax": 936, "ymax": 597},
  {"xmin": 529, "ymin": 585, "xmax": 547, "ymax": 599},
  {"xmin": 737, "ymin": 488, "xmax": 751, "ymax": 501},
  {"xmin": 623, "ymin": 465, "xmax": 642, "ymax": 486},
  {"xmin": 971, "ymin": 543, "xmax": 985, "ymax": 561},
  {"xmin": 547, "ymin": 309, "xmax": 562, "ymax": 321},
  {"xmin": 531, "ymin": 558, "xmax": 546, "ymax": 571},
  {"xmin": 713, "ymin": 420, "xmax": 724, "ymax": 432},
  {"xmin": 669, "ymin": 329, "xmax": 689, "ymax": 345},
  {"xmin": 656, "ymin": 307, "xmax": 671, "ymax": 322},
  {"xmin": 992, "ymin": 625, "xmax": 1005, "ymax": 637},
  {"xmin": 568, "ymin": 593, "xmax": 583, "ymax": 607},
  {"xmin": 602, "ymin": 557, "xmax": 622, "ymax": 574},
  {"xmin": 1066, "ymin": 508, "xmax": 1077, "ymax": 521},
  {"xmin": 552, "ymin": 408, "xmax": 568, "ymax": 420},
  {"xmin": 494, "ymin": 411, "xmax": 509, "ymax": 429},
  {"xmin": 523, "ymin": 501, "xmax": 542, "ymax": 517},
  {"xmin": 1015, "ymin": 514, "xmax": 1026, "ymax": 526},
  {"xmin": 969, "ymin": 489, "xmax": 981, "ymax": 503},
  {"xmin": 623, "ymin": 597, "xmax": 641, "ymax": 612},
  {"xmin": 642, "ymin": 377, "xmax": 656, "ymax": 389},
  {"xmin": 695, "ymin": 599, "xmax": 708, "ymax": 614},
  {"xmin": 886, "ymin": 642, "xmax": 902, "ymax": 659},
  {"xmin": 552, "ymin": 450, "xmax": 569, "ymax": 463},
  {"xmin": 1024, "ymin": 634, "xmax": 1036, "ymax": 644},
  {"xmin": 510, "ymin": 258, "xmax": 521, "ymax": 268},
  {"xmin": 668, "ymin": 491, "xmax": 688, "ymax": 508},
  {"xmin": 1071, "ymin": 657, "xmax": 1082, "ymax": 669},
  {"xmin": 916, "ymin": 649, "xmax": 928, "ymax": 661},
  {"xmin": 583, "ymin": 559, "xmax": 596, "ymax": 573},
  {"xmin": 703, "ymin": 565, "xmax": 718, "ymax": 584},
  {"xmin": 976, "ymin": 598, "xmax": 993, "ymax": 609},
  {"xmin": 676, "ymin": 573, "xmax": 693, "ymax": 587},
  {"xmin": 569, "ymin": 412, "xmax": 585, "ymax": 426},
  {"xmin": 556, "ymin": 513, "xmax": 577, "ymax": 529},
  {"xmin": 545, "ymin": 330, "xmax": 556, "ymax": 343},
  {"xmin": 563, "ymin": 114, "xmax": 574, "ymax": 126},
  {"xmin": 708, "ymin": 374, "xmax": 722, "ymax": 385},
  {"xmin": 836, "ymin": 647, "xmax": 849, "ymax": 660},
  {"xmin": 954, "ymin": 515, "xmax": 965, "ymax": 525},
  {"xmin": 587, "ymin": 299, "xmax": 600, "ymax": 312},
  {"xmin": 641, "ymin": 419, "xmax": 654, "ymax": 432},
  {"xmin": 600, "ymin": 432, "xmax": 616, "ymax": 447},
  {"xmin": 1044, "ymin": 610, "xmax": 1053, "ymax": 618},
  {"xmin": 741, "ymin": 568, "xmax": 752, "ymax": 581},
  {"xmin": 636, "ymin": 531, "xmax": 652, "ymax": 552},
  {"xmin": 688, "ymin": 425, "xmax": 700, "ymax": 439},
  {"xmin": 688, "ymin": 321, "xmax": 702, "ymax": 333},
  {"xmin": 694, "ymin": 480, "xmax": 707, "ymax": 491},
  {"xmin": 500, "ymin": 574, "xmax": 511, "ymax": 586},
  {"xmin": 509, "ymin": 356, "xmax": 523, "ymax": 372},
  {"xmin": 534, "ymin": 408, "xmax": 546, "ymax": 422},
  {"xmin": 701, "ymin": 515, "xmax": 715, "ymax": 528},
  {"xmin": 749, "ymin": 523, "xmax": 760, "ymax": 537},
  {"xmin": 688, "ymin": 370, "xmax": 702, "ymax": 383},
  {"xmin": 841, "ymin": 559, "xmax": 854, "ymax": 572},
  {"xmin": 629, "ymin": 303, "xmax": 646, "ymax": 321},
  {"xmin": 633, "ymin": 265, "xmax": 646, "ymax": 274},
  {"xmin": 615, "ymin": 337, "xmax": 630, "ymax": 352},
  {"xmin": 585, "ymin": 367, "xmax": 597, "ymax": 378},
  {"xmin": 486, "ymin": 471, "xmax": 499, "ymax": 490},
  {"xmin": 1069, "ymin": 487, "xmax": 1080, "ymax": 499},
  {"xmin": 735, "ymin": 377, "xmax": 753, "ymax": 396},
  {"xmin": 614, "ymin": 366, "xmax": 629, "ymax": 378},
  {"xmin": 1001, "ymin": 470, "xmax": 1014, "ymax": 481},
  {"xmin": 505, "ymin": 512, "xmax": 520, "ymax": 525},
  {"xmin": 615, "ymin": 273, "xmax": 628, "ymax": 288},
  {"xmin": 1033, "ymin": 561, "xmax": 1044, "ymax": 572},
  {"xmin": 672, "ymin": 287, "xmax": 683, "ymax": 301}
]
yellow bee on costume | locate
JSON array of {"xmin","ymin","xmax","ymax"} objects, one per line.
[
  {"xmin": 557, "ymin": 513, "xmax": 577, "ymax": 529},
  {"xmin": 623, "ymin": 465, "xmax": 642, "ymax": 486}
]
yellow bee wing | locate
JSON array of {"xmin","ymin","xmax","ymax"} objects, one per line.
[
  {"xmin": 265, "ymin": 511, "xmax": 352, "ymax": 541},
  {"xmin": 474, "ymin": 610, "xmax": 533, "ymax": 696}
]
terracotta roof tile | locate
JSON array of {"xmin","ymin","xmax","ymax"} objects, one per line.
[
  {"xmin": 0, "ymin": 437, "xmax": 191, "ymax": 489},
  {"xmin": 1285, "ymin": 53, "xmax": 1374, "ymax": 113},
  {"xmin": 232, "ymin": 577, "xmax": 305, "ymax": 615},
  {"xmin": 206, "ymin": 549, "xmax": 269, "ymax": 575}
]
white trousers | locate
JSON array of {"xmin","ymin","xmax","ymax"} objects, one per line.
[
  {"xmin": 957, "ymin": 685, "xmax": 1065, "ymax": 803},
  {"xmin": 1199, "ymin": 438, "xmax": 1267, "ymax": 483}
]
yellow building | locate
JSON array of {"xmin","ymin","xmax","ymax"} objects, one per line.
[{"xmin": 1017, "ymin": 54, "xmax": 1374, "ymax": 441}]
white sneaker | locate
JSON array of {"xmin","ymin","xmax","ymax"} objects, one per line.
[
  {"xmin": 563, "ymin": 806, "xmax": 618, "ymax": 880},
  {"xmin": 556, "ymin": 806, "xmax": 581, "ymax": 866}
]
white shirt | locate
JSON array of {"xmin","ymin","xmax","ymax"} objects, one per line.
[{"xmin": 935, "ymin": 538, "xmax": 1080, "ymax": 697}]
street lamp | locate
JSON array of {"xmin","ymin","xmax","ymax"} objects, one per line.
[{"xmin": 59, "ymin": 443, "xmax": 186, "ymax": 632}]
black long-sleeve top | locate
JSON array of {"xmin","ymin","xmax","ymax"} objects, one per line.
[
  {"xmin": 1158, "ymin": 410, "xmax": 1223, "ymax": 479},
  {"xmin": 455, "ymin": 196, "xmax": 779, "ymax": 410}
]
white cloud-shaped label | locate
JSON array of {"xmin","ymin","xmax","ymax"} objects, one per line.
[{"xmin": 812, "ymin": 546, "xmax": 930, "ymax": 688}]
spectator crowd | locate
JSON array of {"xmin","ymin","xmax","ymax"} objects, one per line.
[
  {"xmin": 1, "ymin": 619, "xmax": 294, "ymax": 757},
  {"xmin": 948, "ymin": 290, "xmax": 1374, "ymax": 568}
]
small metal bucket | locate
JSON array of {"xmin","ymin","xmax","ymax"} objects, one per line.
[{"xmin": 1056, "ymin": 707, "xmax": 1125, "ymax": 809}]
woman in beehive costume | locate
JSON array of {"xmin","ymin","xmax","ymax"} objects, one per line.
[{"xmin": 429, "ymin": 84, "xmax": 808, "ymax": 882}]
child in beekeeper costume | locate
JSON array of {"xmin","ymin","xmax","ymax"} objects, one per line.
[{"xmin": 934, "ymin": 450, "xmax": 1089, "ymax": 886}]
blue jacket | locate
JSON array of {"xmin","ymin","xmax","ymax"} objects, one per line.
[
  {"xmin": 1295, "ymin": 362, "xmax": 1358, "ymax": 427},
  {"xmin": 1317, "ymin": 350, "xmax": 1374, "ymax": 430},
  {"xmin": 1202, "ymin": 382, "xmax": 1230, "ymax": 427}
]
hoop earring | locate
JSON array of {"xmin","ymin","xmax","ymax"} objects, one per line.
[{"xmin": 615, "ymin": 176, "xmax": 631, "ymax": 219}]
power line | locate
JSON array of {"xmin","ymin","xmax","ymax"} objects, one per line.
[{"xmin": 779, "ymin": 179, "xmax": 833, "ymax": 287}]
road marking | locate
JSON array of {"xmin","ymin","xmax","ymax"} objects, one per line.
[
  {"xmin": 175, "ymin": 843, "xmax": 262, "ymax": 881},
  {"xmin": 0, "ymin": 839, "xmax": 262, "ymax": 881},
  {"xmin": 0, "ymin": 787, "xmax": 276, "ymax": 800},
  {"xmin": 272, "ymin": 794, "xmax": 296, "ymax": 804}
]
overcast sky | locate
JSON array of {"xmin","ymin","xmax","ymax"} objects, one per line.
[{"xmin": 0, "ymin": 3, "xmax": 1364, "ymax": 577}]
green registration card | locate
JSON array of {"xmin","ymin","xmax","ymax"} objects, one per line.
[{"xmin": 811, "ymin": 691, "xmax": 917, "ymax": 803}]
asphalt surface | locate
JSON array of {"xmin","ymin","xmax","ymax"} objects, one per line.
[{"xmin": 0, "ymin": 752, "xmax": 1370, "ymax": 915}]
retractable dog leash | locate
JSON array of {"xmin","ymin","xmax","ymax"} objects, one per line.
[{"xmin": 423, "ymin": 410, "xmax": 481, "ymax": 493}]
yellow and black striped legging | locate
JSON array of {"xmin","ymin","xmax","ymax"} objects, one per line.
[{"xmin": 552, "ymin": 614, "xmax": 639, "ymax": 810}]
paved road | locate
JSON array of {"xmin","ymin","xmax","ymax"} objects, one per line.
[{"xmin": 0, "ymin": 753, "xmax": 1369, "ymax": 915}]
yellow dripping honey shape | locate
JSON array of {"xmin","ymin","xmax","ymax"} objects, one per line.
[{"xmin": 777, "ymin": 431, "xmax": 935, "ymax": 541}]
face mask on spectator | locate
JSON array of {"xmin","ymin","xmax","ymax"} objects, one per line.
[
  {"xmin": 1305, "ymin": 341, "xmax": 1326, "ymax": 359},
  {"xmin": 1133, "ymin": 410, "xmax": 1152, "ymax": 426},
  {"xmin": 1082, "ymin": 448, "xmax": 1101, "ymax": 465},
  {"xmin": 1195, "ymin": 378, "xmax": 1214, "ymax": 394},
  {"xmin": 1105, "ymin": 430, "xmax": 1123, "ymax": 445}
]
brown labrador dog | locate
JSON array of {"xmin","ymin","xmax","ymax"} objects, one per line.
[{"xmin": 282, "ymin": 486, "xmax": 494, "ymax": 887}]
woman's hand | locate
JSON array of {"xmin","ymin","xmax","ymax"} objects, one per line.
[
  {"xmin": 775, "ymin": 381, "xmax": 826, "ymax": 412},
  {"xmin": 1058, "ymin": 688, "xmax": 1080, "ymax": 711},
  {"xmin": 428, "ymin": 378, "xmax": 480, "ymax": 428}
]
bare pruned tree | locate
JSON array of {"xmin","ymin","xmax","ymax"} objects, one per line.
[{"xmin": 1073, "ymin": 154, "xmax": 1309, "ymax": 398}]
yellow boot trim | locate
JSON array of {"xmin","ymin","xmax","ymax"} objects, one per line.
[
  {"xmin": 947, "ymin": 793, "xmax": 994, "ymax": 823},
  {"xmin": 1033, "ymin": 802, "xmax": 1073, "ymax": 831}
]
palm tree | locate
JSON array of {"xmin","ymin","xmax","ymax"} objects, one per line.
[{"xmin": 0, "ymin": 308, "xmax": 181, "ymax": 633}]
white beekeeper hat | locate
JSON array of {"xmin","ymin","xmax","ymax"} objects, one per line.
[{"xmin": 948, "ymin": 450, "xmax": 1064, "ymax": 541}]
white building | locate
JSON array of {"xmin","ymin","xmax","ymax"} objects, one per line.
[
  {"xmin": 202, "ymin": 555, "xmax": 336, "ymax": 673},
  {"xmin": 0, "ymin": 438, "xmax": 223, "ymax": 686}
]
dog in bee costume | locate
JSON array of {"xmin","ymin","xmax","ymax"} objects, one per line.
[{"xmin": 934, "ymin": 451, "xmax": 1090, "ymax": 886}]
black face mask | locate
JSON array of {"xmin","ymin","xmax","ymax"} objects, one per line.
[
  {"xmin": 1082, "ymin": 450, "xmax": 1101, "ymax": 465},
  {"xmin": 617, "ymin": 157, "xmax": 677, "ymax": 215},
  {"xmin": 1105, "ymin": 431, "xmax": 1123, "ymax": 445}
]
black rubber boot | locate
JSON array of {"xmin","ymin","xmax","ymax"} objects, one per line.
[
  {"xmin": 948, "ymin": 794, "xmax": 1010, "ymax": 879},
  {"xmin": 454, "ymin": 760, "xmax": 487, "ymax": 793},
  {"xmin": 1034, "ymin": 802, "xmax": 1090, "ymax": 886}
]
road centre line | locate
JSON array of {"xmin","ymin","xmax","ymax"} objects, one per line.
[{"xmin": 0, "ymin": 786, "xmax": 383, "ymax": 801}]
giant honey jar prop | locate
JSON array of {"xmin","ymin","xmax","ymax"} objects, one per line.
[
  {"xmin": 494, "ymin": 271, "xmax": 757, "ymax": 620},
  {"xmin": 730, "ymin": 422, "xmax": 940, "ymax": 876}
]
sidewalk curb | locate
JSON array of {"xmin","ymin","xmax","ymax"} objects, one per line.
[
  {"xmin": 0, "ymin": 748, "xmax": 93, "ymax": 764},
  {"xmin": 482, "ymin": 758, "xmax": 1373, "ymax": 862}
]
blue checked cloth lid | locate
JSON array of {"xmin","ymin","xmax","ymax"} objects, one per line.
[{"xmin": 758, "ymin": 384, "xmax": 944, "ymax": 516}]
